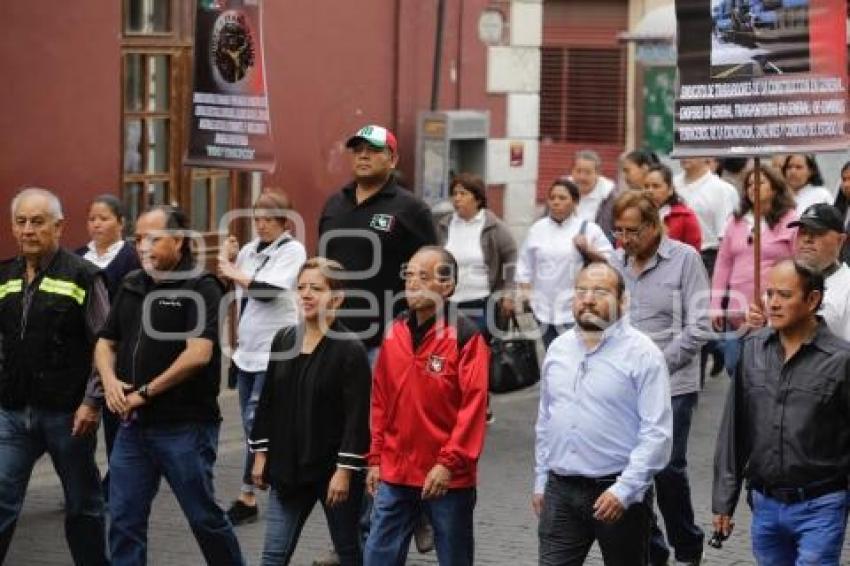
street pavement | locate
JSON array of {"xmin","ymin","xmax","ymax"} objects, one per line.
[{"xmin": 7, "ymin": 371, "xmax": 850, "ymax": 565}]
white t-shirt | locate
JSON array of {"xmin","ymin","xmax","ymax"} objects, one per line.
[
  {"xmin": 82, "ymin": 239, "xmax": 125, "ymax": 269},
  {"xmin": 574, "ymin": 176, "xmax": 615, "ymax": 222},
  {"xmin": 794, "ymin": 185, "xmax": 833, "ymax": 216},
  {"xmin": 822, "ymin": 263, "xmax": 850, "ymax": 341},
  {"xmin": 516, "ymin": 215, "xmax": 614, "ymax": 325},
  {"xmin": 233, "ymin": 233, "xmax": 306, "ymax": 372},
  {"xmin": 674, "ymin": 171, "xmax": 738, "ymax": 251},
  {"xmin": 445, "ymin": 209, "xmax": 490, "ymax": 303}
]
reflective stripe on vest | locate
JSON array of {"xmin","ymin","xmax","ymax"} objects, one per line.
[
  {"xmin": 0, "ymin": 279, "xmax": 23, "ymax": 299},
  {"xmin": 39, "ymin": 277, "xmax": 86, "ymax": 305}
]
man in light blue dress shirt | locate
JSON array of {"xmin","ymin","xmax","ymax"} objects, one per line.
[{"xmin": 534, "ymin": 262, "xmax": 673, "ymax": 566}]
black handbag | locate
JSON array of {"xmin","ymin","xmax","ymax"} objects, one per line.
[{"xmin": 489, "ymin": 312, "xmax": 540, "ymax": 393}]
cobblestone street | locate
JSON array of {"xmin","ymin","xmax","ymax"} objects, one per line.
[{"xmin": 7, "ymin": 372, "xmax": 850, "ymax": 565}]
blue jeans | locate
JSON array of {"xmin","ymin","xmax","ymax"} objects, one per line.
[
  {"xmin": 751, "ymin": 489, "xmax": 849, "ymax": 566},
  {"xmin": 237, "ymin": 369, "xmax": 266, "ymax": 493},
  {"xmin": 720, "ymin": 336, "xmax": 742, "ymax": 378},
  {"xmin": 262, "ymin": 473, "xmax": 365, "ymax": 565},
  {"xmin": 364, "ymin": 482, "xmax": 476, "ymax": 566},
  {"xmin": 0, "ymin": 406, "xmax": 106, "ymax": 565},
  {"xmin": 649, "ymin": 393, "xmax": 704, "ymax": 563},
  {"xmin": 109, "ymin": 420, "xmax": 244, "ymax": 566}
]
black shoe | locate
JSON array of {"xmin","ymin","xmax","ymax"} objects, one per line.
[
  {"xmin": 710, "ymin": 353, "xmax": 725, "ymax": 376},
  {"xmin": 226, "ymin": 500, "xmax": 258, "ymax": 526}
]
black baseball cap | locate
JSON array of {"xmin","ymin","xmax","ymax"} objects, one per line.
[{"xmin": 789, "ymin": 203, "xmax": 845, "ymax": 233}]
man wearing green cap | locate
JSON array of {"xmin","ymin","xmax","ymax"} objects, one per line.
[
  {"xmin": 319, "ymin": 124, "xmax": 437, "ymax": 356},
  {"xmin": 316, "ymin": 125, "xmax": 438, "ymax": 565}
]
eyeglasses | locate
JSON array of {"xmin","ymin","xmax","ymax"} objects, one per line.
[
  {"xmin": 574, "ymin": 287, "xmax": 614, "ymax": 299},
  {"xmin": 612, "ymin": 224, "xmax": 648, "ymax": 240}
]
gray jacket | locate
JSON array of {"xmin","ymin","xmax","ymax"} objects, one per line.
[{"xmin": 437, "ymin": 209, "xmax": 517, "ymax": 293}]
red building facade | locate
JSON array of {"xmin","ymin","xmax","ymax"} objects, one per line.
[{"xmin": 0, "ymin": 0, "xmax": 505, "ymax": 256}]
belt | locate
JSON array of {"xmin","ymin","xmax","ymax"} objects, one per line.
[
  {"xmin": 550, "ymin": 471, "xmax": 619, "ymax": 487},
  {"xmin": 749, "ymin": 478, "xmax": 848, "ymax": 505}
]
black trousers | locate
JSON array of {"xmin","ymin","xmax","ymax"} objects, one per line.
[{"xmin": 538, "ymin": 473, "xmax": 652, "ymax": 566}]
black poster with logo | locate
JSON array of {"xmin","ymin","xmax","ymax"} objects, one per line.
[
  {"xmin": 673, "ymin": 0, "xmax": 849, "ymax": 157},
  {"xmin": 185, "ymin": 0, "xmax": 275, "ymax": 171}
]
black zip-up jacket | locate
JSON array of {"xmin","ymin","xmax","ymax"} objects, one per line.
[
  {"xmin": 318, "ymin": 178, "xmax": 437, "ymax": 348},
  {"xmin": 249, "ymin": 320, "xmax": 371, "ymax": 494},
  {"xmin": 99, "ymin": 255, "xmax": 223, "ymax": 425},
  {"xmin": 0, "ymin": 249, "xmax": 104, "ymax": 411},
  {"xmin": 712, "ymin": 320, "xmax": 850, "ymax": 515}
]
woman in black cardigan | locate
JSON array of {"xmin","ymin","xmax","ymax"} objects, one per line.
[
  {"xmin": 250, "ymin": 257, "xmax": 371, "ymax": 566},
  {"xmin": 75, "ymin": 194, "xmax": 140, "ymax": 500}
]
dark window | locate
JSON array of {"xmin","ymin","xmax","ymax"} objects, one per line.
[{"xmin": 540, "ymin": 47, "xmax": 626, "ymax": 144}]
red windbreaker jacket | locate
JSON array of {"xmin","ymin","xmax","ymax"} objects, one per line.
[{"xmin": 368, "ymin": 313, "xmax": 489, "ymax": 488}]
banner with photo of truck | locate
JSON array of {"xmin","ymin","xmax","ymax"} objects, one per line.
[{"xmin": 673, "ymin": 0, "xmax": 849, "ymax": 156}]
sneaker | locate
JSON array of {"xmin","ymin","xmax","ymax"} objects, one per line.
[
  {"xmin": 312, "ymin": 549, "xmax": 340, "ymax": 566},
  {"xmin": 226, "ymin": 500, "xmax": 258, "ymax": 526},
  {"xmin": 486, "ymin": 409, "xmax": 495, "ymax": 425},
  {"xmin": 413, "ymin": 516, "xmax": 435, "ymax": 553}
]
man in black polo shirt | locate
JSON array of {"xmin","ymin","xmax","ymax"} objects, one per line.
[
  {"xmin": 713, "ymin": 259, "xmax": 850, "ymax": 564},
  {"xmin": 94, "ymin": 205, "xmax": 243, "ymax": 565},
  {"xmin": 319, "ymin": 124, "xmax": 437, "ymax": 357}
]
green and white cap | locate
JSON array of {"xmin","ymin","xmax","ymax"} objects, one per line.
[{"xmin": 345, "ymin": 125, "xmax": 398, "ymax": 154}]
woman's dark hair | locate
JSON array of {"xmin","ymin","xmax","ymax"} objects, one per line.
[
  {"xmin": 782, "ymin": 153, "xmax": 824, "ymax": 187},
  {"xmin": 646, "ymin": 164, "xmax": 681, "ymax": 206},
  {"xmin": 623, "ymin": 149, "xmax": 660, "ymax": 168},
  {"xmin": 298, "ymin": 257, "xmax": 346, "ymax": 292},
  {"xmin": 717, "ymin": 157, "xmax": 748, "ymax": 176},
  {"xmin": 550, "ymin": 178, "xmax": 581, "ymax": 203},
  {"xmin": 90, "ymin": 194, "xmax": 126, "ymax": 222},
  {"xmin": 834, "ymin": 161, "xmax": 850, "ymax": 216},
  {"xmin": 450, "ymin": 173, "xmax": 487, "ymax": 209},
  {"xmin": 735, "ymin": 166, "xmax": 796, "ymax": 229}
]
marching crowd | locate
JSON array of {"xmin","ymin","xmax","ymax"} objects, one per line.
[{"xmin": 1, "ymin": 123, "xmax": 850, "ymax": 566}]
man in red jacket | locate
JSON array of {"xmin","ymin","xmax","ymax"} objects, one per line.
[{"xmin": 364, "ymin": 246, "xmax": 489, "ymax": 566}]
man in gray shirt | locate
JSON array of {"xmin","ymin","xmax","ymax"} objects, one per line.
[
  {"xmin": 609, "ymin": 191, "xmax": 711, "ymax": 566},
  {"xmin": 713, "ymin": 259, "xmax": 850, "ymax": 565}
]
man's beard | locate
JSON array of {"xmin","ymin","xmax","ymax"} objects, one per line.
[{"xmin": 575, "ymin": 308, "xmax": 617, "ymax": 331}]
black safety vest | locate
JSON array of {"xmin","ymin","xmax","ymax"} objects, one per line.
[{"xmin": 0, "ymin": 249, "xmax": 100, "ymax": 410}]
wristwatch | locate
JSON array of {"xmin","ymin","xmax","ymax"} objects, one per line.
[{"xmin": 137, "ymin": 384, "xmax": 151, "ymax": 402}]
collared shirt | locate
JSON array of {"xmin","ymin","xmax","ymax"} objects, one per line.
[
  {"xmin": 821, "ymin": 263, "xmax": 850, "ymax": 341},
  {"xmin": 82, "ymin": 239, "xmax": 125, "ymax": 269},
  {"xmin": 611, "ymin": 237, "xmax": 711, "ymax": 396},
  {"xmin": 319, "ymin": 178, "xmax": 437, "ymax": 348},
  {"xmin": 534, "ymin": 319, "xmax": 672, "ymax": 506},
  {"xmin": 674, "ymin": 171, "xmax": 738, "ymax": 250},
  {"xmin": 516, "ymin": 215, "xmax": 613, "ymax": 325},
  {"xmin": 712, "ymin": 321, "xmax": 850, "ymax": 516},
  {"xmin": 233, "ymin": 233, "xmax": 305, "ymax": 372},
  {"xmin": 445, "ymin": 209, "xmax": 490, "ymax": 302},
  {"xmin": 574, "ymin": 176, "xmax": 615, "ymax": 222},
  {"xmin": 794, "ymin": 184, "xmax": 832, "ymax": 216}
]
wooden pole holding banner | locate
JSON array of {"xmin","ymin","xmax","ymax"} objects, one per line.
[{"xmin": 752, "ymin": 157, "xmax": 762, "ymax": 302}]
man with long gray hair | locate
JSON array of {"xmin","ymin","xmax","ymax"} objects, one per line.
[{"xmin": 0, "ymin": 187, "xmax": 109, "ymax": 564}]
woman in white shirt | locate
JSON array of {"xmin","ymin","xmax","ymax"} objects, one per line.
[
  {"xmin": 782, "ymin": 153, "xmax": 832, "ymax": 215},
  {"xmin": 516, "ymin": 179, "xmax": 613, "ymax": 349},
  {"xmin": 437, "ymin": 173, "xmax": 517, "ymax": 335},
  {"xmin": 218, "ymin": 189, "xmax": 307, "ymax": 526}
]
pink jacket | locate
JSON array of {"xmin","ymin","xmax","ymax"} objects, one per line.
[{"xmin": 710, "ymin": 209, "xmax": 797, "ymax": 319}]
